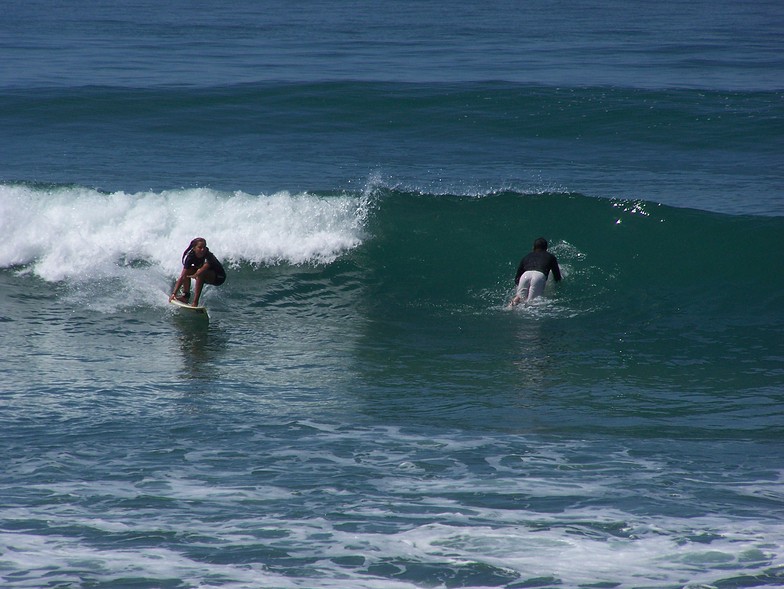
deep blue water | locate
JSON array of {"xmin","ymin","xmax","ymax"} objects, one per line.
[{"xmin": 1, "ymin": 1, "xmax": 783, "ymax": 587}]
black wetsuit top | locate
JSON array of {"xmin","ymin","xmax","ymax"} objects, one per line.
[
  {"xmin": 514, "ymin": 251, "xmax": 562, "ymax": 285},
  {"xmin": 184, "ymin": 249, "xmax": 226, "ymax": 284}
]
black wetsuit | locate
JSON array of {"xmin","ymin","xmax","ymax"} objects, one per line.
[
  {"xmin": 184, "ymin": 249, "xmax": 226, "ymax": 285},
  {"xmin": 514, "ymin": 250, "xmax": 562, "ymax": 285}
]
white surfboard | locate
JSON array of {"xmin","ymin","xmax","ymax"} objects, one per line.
[{"xmin": 169, "ymin": 298, "xmax": 208, "ymax": 316}]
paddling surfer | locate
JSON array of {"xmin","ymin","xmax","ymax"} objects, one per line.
[{"xmin": 509, "ymin": 237, "xmax": 562, "ymax": 306}]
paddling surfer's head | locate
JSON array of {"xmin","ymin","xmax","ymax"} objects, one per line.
[{"xmin": 533, "ymin": 237, "xmax": 548, "ymax": 251}]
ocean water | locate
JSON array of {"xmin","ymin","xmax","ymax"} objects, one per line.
[{"xmin": 1, "ymin": 1, "xmax": 783, "ymax": 588}]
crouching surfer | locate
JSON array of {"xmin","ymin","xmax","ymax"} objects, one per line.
[
  {"xmin": 509, "ymin": 237, "xmax": 562, "ymax": 306},
  {"xmin": 169, "ymin": 237, "xmax": 226, "ymax": 307}
]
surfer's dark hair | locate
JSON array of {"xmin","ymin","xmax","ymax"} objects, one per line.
[
  {"xmin": 182, "ymin": 237, "xmax": 208, "ymax": 264},
  {"xmin": 533, "ymin": 237, "xmax": 548, "ymax": 251}
]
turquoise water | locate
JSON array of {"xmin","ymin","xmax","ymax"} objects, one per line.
[{"xmin": 2, "ymin": 1, "xmax": 783, "ymax": 587}]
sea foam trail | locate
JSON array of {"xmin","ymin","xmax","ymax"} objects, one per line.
[{"xmin": 0, "ymin": 184, "xmax": 370, "ymax": 282}]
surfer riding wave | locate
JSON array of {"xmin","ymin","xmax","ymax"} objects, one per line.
[{"xmin": 169, "ymin": 237, "xmax": 226, "ymax": 307}]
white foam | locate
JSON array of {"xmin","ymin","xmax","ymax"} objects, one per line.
[{"xmin": 0, "ymin": 184, "xmax": 370, "ymax": 282}]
